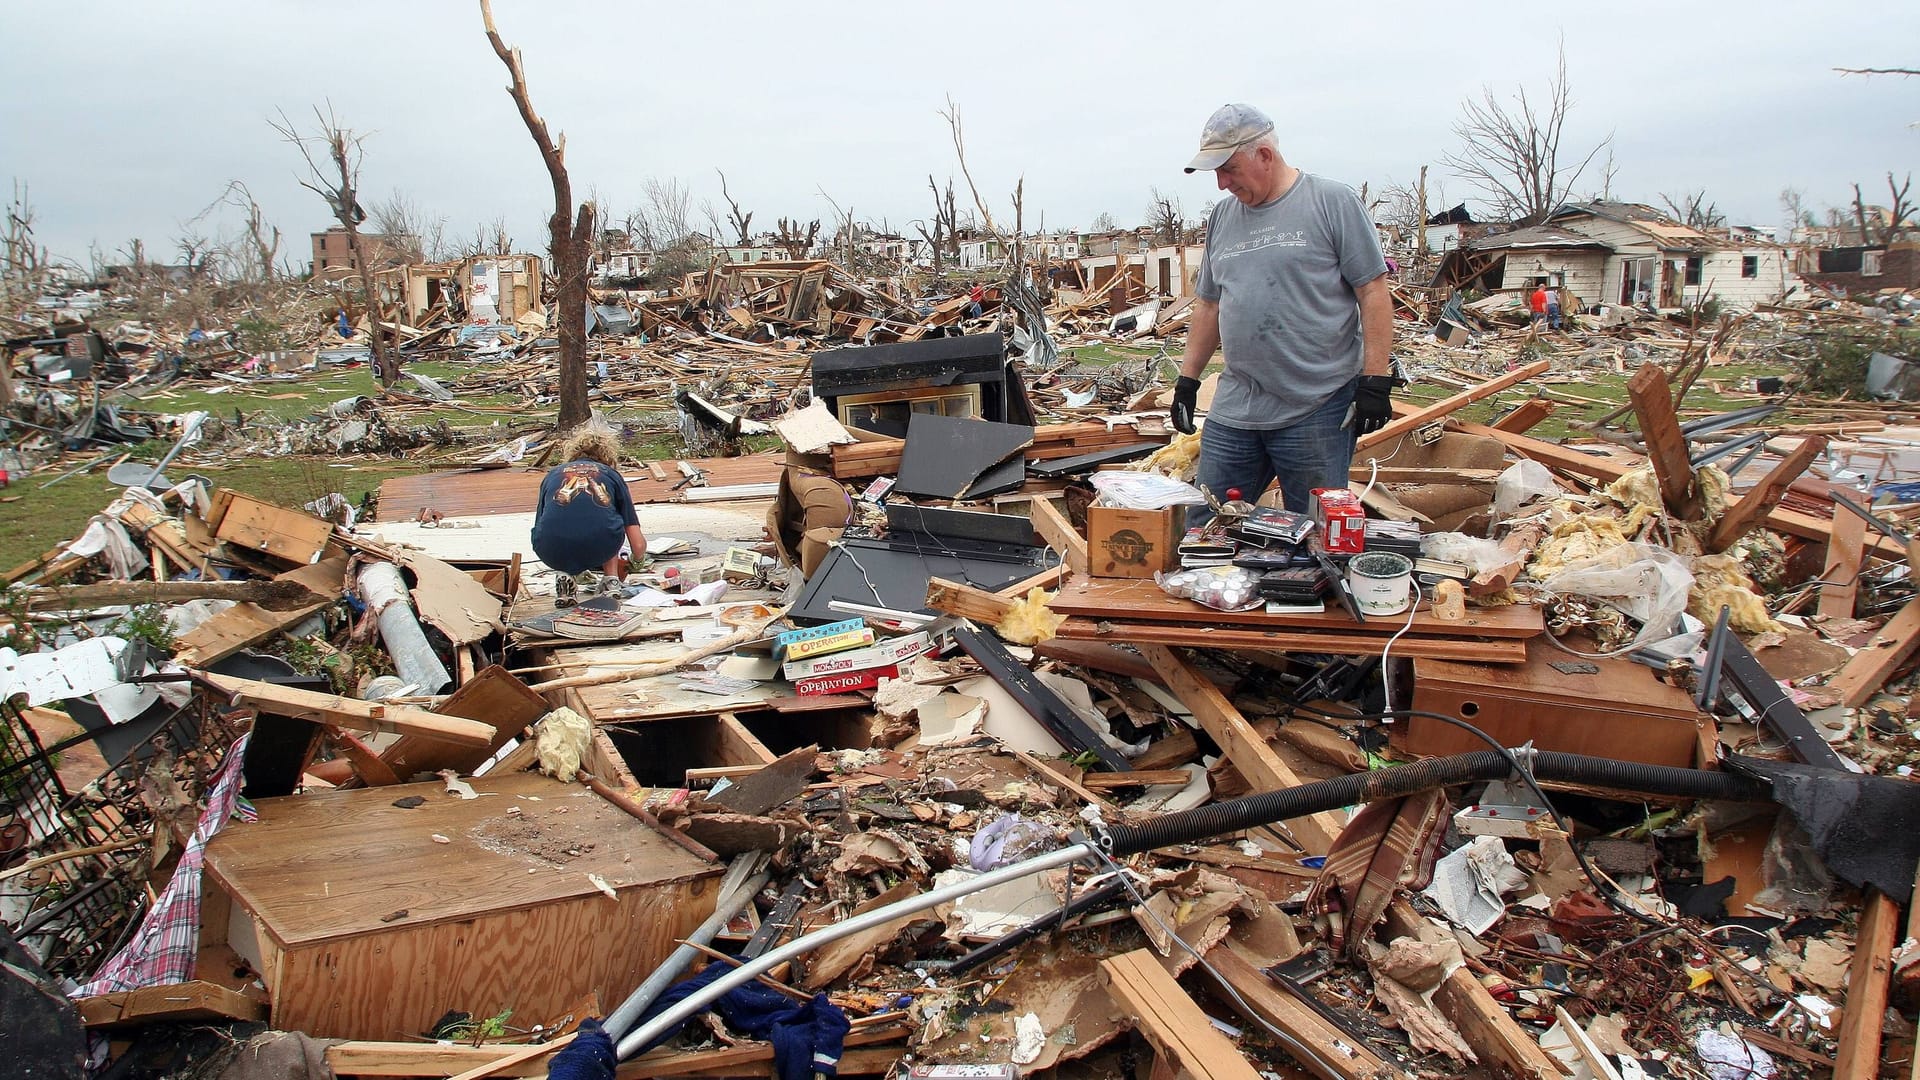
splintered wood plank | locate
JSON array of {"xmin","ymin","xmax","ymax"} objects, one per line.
[
  {"xmin": 1202, "ymin": 947, "xmax": 1395, "ymax": 1080},
  {"xmin": 199, "ymin": 672, "xmax": 494, "ymax": 747},
  {"xmin": 1706, "ymin": 436, "xmax": 1827, "ymax": 552},
  {"xmin": 1627, "ymin": 362, "xmax": 1701, "ymax": 520},
  {"xmin": 1828, "ymin": 596, "xmax": 1920, "ymax": 707},
  {"xmin": 1048, "ymin": 576, "xmax": 1542, "ymax": 638},
  {"xmin": 75, "ymin": 980, "xmax": 267, "ymax": 1028},
  {"xmin": 1057, "ymin": 619, "xmax": 1530, "ymax": 664},
  {"xmin": 1356, "ymin": 359, "xmax": 1550, "ymax": 452},
  {"xmin": 1819, "ymin": 506, "xmax": 1869, "ymax": 620},
  {"xmin": 1140, "ymin": 645, "xmax": 1339, "ymax": 854},
  {"xmin": 174, "ymin": 555, "xmax": 345, "ymax": 667},
  {"xmin": 374, "ymin": 665, "xmax": 552, "ymax": 783},
  {"xmin": 926, "ymin": 577, "xmax": 1017, "ymax": 623},
  {"xmin": 1382, "ymin": 901, "xmax": 1564, "ymax": 1080},
  {"xmin": 1490, "ymin": 396, "xmax": 1558, "ymax": 435},
  {"xmin": 1835, "ymin": 887, "xmax": 1901, "ymax": 1080},
  {"xmin": 1029, "ymin": 495, "xmax": 1089, "ymax": 576},
  {"xmin": 1100, "ymin": 949, "xmax": 1261, "ymax": 1080}
]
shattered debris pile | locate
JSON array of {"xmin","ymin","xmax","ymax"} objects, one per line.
[{"xmin": 9, "ymin": 260, "xmax": 1920, "ymax": 1080}]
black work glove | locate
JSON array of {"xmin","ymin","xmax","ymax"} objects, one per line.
[
  {"xmin": 1353, "ymin": 374, "xmax": 1395, "ymax": 435},
  {"xmin": 1171, "ymin": 376, "xmax": 1201, "ymax": 435}
]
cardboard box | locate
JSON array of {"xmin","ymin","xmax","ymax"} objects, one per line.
[
  {"xmin": 1308, "ymin": 487, "xmax": 1365, "ymax": 554},
  {"xmin": 1086, "ymin": 505, "xmax": 1183, "ymax": 578}
]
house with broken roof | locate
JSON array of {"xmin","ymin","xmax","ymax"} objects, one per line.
[{"xmin": 1441, "ymin": 200, "xmax": 1801, "ymax": 311}]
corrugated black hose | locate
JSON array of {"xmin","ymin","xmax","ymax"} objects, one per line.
[{"xmin": 1102, "ymin": 750, "xmax": 1771, "ymax": 858}]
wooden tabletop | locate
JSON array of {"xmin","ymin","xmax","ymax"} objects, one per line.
[
  {"xmin": 204, "ymin": 771, "xmax": 717, "ymax": 947},
  {"xmin": 1049, "ymin": 576, "xmax": 1544, "ymax": 638}
]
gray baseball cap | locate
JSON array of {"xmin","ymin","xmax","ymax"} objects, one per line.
[{"xmin": 1184, "ymin": 103, "xmax": 1275, "ymax": 173}]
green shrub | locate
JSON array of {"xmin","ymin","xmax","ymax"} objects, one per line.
[{"xmin": 1795, "ymin": 326, "xmax": 1920, "ymax": 397}]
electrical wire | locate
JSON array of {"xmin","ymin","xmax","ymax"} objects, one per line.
[{"xmin": 1376, "ymin": 579, "xmax": 1423, "ymax": 715}]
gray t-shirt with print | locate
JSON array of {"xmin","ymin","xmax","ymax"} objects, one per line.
[{"xmin": 1195, "ymin": 172, "xmax": 1388, "ymax": 430}]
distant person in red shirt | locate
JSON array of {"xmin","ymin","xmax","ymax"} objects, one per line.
[
  {"xmin": 1529, "ymin": 286, "xmax": 1548, "ymax": 329},
  {"xmin": 968, "ymin": 284, "xmax": 985, "ymax": 318}
]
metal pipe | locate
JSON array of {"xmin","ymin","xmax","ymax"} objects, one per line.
[
  {"xmin": 603, "ymin": 861, "xmax": 769, "ymax": 1040},
  {"xmin": 615, "ymin": 843, "xmax": 1097, "ymax": 1060}
]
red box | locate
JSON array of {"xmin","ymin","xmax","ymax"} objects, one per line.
[
  {"xmin": 1309, "ymin": 487, "xmax": 1366, "ymax": 553},
  {"xmin": 795, "ymin": 665, "xmax": 899, "ymax": 696}
]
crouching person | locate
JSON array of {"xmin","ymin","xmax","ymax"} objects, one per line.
[{"xmin": 532, "ymin": 426, "xmax": 647, "ymax": 606}]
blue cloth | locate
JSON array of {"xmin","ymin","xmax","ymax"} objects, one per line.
[
  {"xmin": 532, "ymin": 460, "xmax": 639, "ymax": 574},
  {"xmin": 639, "ymin": 961, "xmax": 852, "ymax": 1080},
  {"xmin": 548, "ymin": 1018, "xmax": 616, "ymax": 1080},
  {"xmin": 1194, "ymin": 376, "xmax": 1358, "ymax": 522},
  {"xmin": 336, "ymin": 311, "xmax": 354, "ymax": 338}
]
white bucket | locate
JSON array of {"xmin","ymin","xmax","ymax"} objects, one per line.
[{"xmin": 1348, "ymin": 552, "xmax": 1413, "ymax": 617}]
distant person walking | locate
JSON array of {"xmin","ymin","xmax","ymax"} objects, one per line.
[
  {"xmin": 968, "ymin": 284, "xmax": 985, "ymax": 319},
  {"xmin": 1529, "ymin": 286, "xmax": 1548, "ymax": 330},
  {"xmin": 1545, "ymin": 286, "xmax": 1562, "ymax": 331}
]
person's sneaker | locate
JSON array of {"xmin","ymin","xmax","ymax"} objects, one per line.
[
  {"xmin": 597, "ymin": 573, "xmax": 623, "ymax": 596},
  {"xmin": 553, "ymin": 572, "xmax": 578, "ymax": 608}
]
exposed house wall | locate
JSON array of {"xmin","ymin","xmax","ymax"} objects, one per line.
[
  {"xmin": 1690, "ymin": 248, "xmax": 1798, "ymax": 308},
  {"xmin": 1143, "ymin": 244, "xmax": 1204, "ymax": 297},
  {"xmin": 1494, "ymin": 249, "xmax": 1609, "ymax": 305},
  {"xmin": 1805, "ymin": 245, "xmax": 1920, "ymax": 293}
]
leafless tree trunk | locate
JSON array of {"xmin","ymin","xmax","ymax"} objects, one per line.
[
  {"xmin": 1887, "ymin": 172, "xmax": 1915, "ymax": 232},
  {"xmin": 1441, "ymin": 42, "xmax": 1611, "ymax": 224},
  {"xmin": 481, "ymin": 0, "xmax": 594, "ymax": 430},
  {"xmin": 774, "ymin": 217, "xmax": 818, "ymax": 260},
  {"xmin": 1854, "ymin": 183, "xmax": 1878, "ymax": 245},
  {"xmin": 1145, "ymin": 188, "xmax": 1182, "ymax": 245},
  {"xmin": 271, "ymin": 105, "xmax": 396, "ymax": 385},
  {"xmin": 716, "ymin": 169, "xmax": 754, "ymax": 246}
]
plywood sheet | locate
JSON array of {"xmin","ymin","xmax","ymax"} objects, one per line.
[
  {"xmin": 203, "ymin": 771, "xmax": 715, "ymax": 947},
  {"xmin": 375, "ymin": 665, "xmax": 550, "ymax": 782}
]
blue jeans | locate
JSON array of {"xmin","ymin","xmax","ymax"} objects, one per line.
[{"xmin": 1194, "ymin": 378, "xmax": 1357, "ymax": 522}]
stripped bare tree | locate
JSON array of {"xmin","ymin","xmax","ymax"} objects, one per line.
[
  {"xmin": 1145, "ymin": 187, "xmax": 1182, "ymax": 245},
  {"xmin": 774, "ymin": 217, "xmax": 818, "ymax": 260},
  {"xmin": 1659, "ymin": 190, "xmax": 1726, "ymax": 229},
  {"xmin": 715, "ymin": 169, "xmax": 753, "ymax": 247},
  {"xmin": 1442, "ymin": 42, "xmax": 1611, "ymax": 224},
  {"xmin": 270, "ymin": 104, "xmax": 396, "ymax": 385},
  {"xmin": 481, "ymin": 0, "xmax": 595, "ymax": 430}
]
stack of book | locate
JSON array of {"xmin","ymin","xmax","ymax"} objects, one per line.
[
  {"xmin": 774, "ymin": 619, "xmax": 886, "ymax": 695},
  {"xmin": 1363, "ymin": 518, "xmax": 1423, "ymax": 559}
]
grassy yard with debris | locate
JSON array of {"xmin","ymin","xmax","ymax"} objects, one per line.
[{"xmin": 0, "ymin": 345, "xmax": 1816, "ymax": 568}]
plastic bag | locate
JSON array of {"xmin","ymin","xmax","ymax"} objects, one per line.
[
  {"xmin": 1492, "ymin": 459, "xmax": 1561, "ymax": 520},
  {"xmin": 1420, "ymin": 532, "xmax": 1512, "ymax": 576},
  {"xmin": 1538, "ymin": 542, "xmax": 1694, "ymax": 650},
  {"xmin": 1156, "ymin": 565, "xmax": 1264, "ymax": 611}
]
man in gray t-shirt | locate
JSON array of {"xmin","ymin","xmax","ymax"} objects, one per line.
[{"xmin": 1172, "ymin": 103, "xmax": 1395, "ymax": 517}]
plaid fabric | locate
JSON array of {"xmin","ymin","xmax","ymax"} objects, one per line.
[
  {"xmin": 73, "ymin": 734, "xmax": 251, "ymax": 998},
  {"xmin": 1304, "ymin": 788, "xmax": 1450, "ymax": 958}
]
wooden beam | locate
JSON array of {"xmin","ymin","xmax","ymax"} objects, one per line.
[
  {"xmin": 926, "ymin": 577, "xmax": 1017, "ymax": 623},
  {"xmin": 1139, "ymin": 645, "xmax": 1339, "ymax": 853},
  {"xmin": 1827, "ymin": 596, "xmax": 1920, "ymax": 707},
  {"xmin": 1706, "ymin": 435, "xmax": 1827, "ymax": 552},
  {"xmin": 1490, "ymin": 396, "xmax": 1558, "ymax": 435},
  {"xmin": 1033, "ymin": 639, "xmax": 1161, "ymax": 681},
  {"xmin": 197, "ymin": 672, "xmax": 495, "ymax": 747},
  {"xmin": 1834, "ymin": 887, "xmax": 1901, "ymax": 1080},
  {"xmin": 19, "ymin": 578, "xmax": 325, "ymax": 612},
  {"xmin": 1081, "ymin": 769, "xmax": 1195, "ymax": 790},
  {"xmin": 1028, "ymin": 495, "xmax": 1089, "ymax": 577},
  {"xmin": 1202, "ymin": 946, "xmax": 1400, "ymax": 1080},
  {"xmin": 1101, "ymin": 949, "xmax": 1262, "ymax": 1080},
  {"xmin": 1819, "ymin": 506, "xmax": 1869, "ymax": 621},
  {"xmin": 1381, "ymin": 901, "xmax": 1567, "ymax": 1080},
  {"xmin": 1626, "ymin": 361, "xmax": 1701, "ymax": 520},
  {"xmin": 1357, "ymin": 359, "xmax": 1550, "ymax": 452},
  {"xmin": 75, "ymin": 980, "xmax": 267, "ymax": 1028}
]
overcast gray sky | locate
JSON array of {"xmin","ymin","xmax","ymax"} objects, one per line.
[{"xmin": 5, "ymin": 0, "xmax": 1916, "ymax": 270}]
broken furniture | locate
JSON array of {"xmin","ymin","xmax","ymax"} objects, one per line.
[
  {"xmin": 810, "ymin": 333, "xmax": 1021, "ymax": 434},
  {"xmin": 1403, "ymin": 636, "xmax": 1713, "ymax": 768},
  {"xmin": 200, "ymin": 770, "xmax": 722, "ymax": 1040}
]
